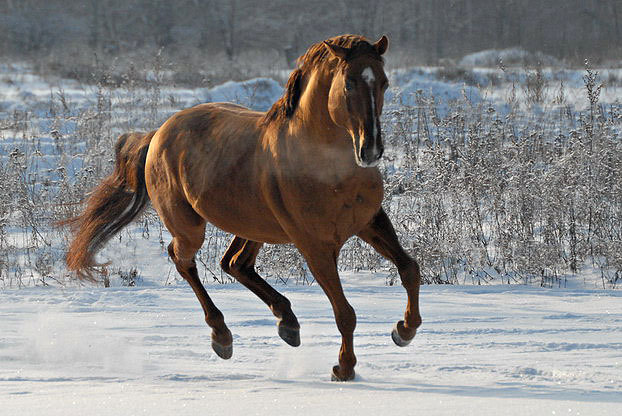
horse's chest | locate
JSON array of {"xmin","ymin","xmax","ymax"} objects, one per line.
[
  {"xmin": 335, "ymin": 188, "xmax": 380, "ymax": 234},
  {"xmin": 297, "ymin": 176, "xmax": 383, "ymax": 242}
]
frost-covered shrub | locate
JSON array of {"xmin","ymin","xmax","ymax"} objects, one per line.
[
  {"xmin": 1, "ymin": 62, "xmax": 620, "ymax": 289},
  {"xmin": 374, "ymin": 68, "xmax": 621, "ymax": 286}
]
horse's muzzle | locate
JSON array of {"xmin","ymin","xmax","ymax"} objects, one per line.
[{"xmin": 355, "ymin": 133, "xmax": 384, "ymax": 168}]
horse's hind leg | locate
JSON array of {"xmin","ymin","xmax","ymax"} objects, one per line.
[
  {"xmin": 160, "ymin": 203, "xmax": 233, "ymax": 359},
  {"xmin": 221, "ymin": 236, "xmax": 300, "ymax": 347},
  {"xmin": 357, "ymin": 208, "xmax": 422, "ymax": 346}
]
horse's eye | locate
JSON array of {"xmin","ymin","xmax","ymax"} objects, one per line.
[{"xmin": 345, "ymin": 78, "xmax": 356, "ymax": 91}]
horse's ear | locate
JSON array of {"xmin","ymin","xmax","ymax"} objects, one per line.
[
  {"xmin": 373, "ymin": 35, "xmax": 389, "ymax": 55},
  {"xmin": 323, "ymin": 41, "xmax": 349, "ymax": 60}
]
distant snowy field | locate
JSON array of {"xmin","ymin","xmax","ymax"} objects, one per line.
[
  {"xmin": 2, "ymin": 58, "xmax": 622, "ymax": 119},
  {"xmin": 2, "ymin": 277, "xmax": 621, "ymax": 415}
]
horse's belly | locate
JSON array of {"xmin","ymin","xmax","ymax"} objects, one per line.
[{"xmin": 191, "ymin": 190, "xmax": 291, "ymax": 244}]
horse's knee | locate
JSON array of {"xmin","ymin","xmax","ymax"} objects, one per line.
[{"xmin": 206, "ymin": 308, "xmax": 226, "ymax": 328}]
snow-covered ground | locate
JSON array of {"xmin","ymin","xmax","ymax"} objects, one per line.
[{"xmin": 2, "ymin": 275, "xmax": 621, "ymax": 415}]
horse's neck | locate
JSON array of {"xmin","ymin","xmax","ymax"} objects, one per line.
[
  {"xmin": 261, "ymin": 67, "xmax": 360, "ymax": 183},
  {"xmin": 297, "ymin": 71, "xmax": 331, "ymax": 122},
  {"xmin": 280, "ymin": 114, "xmax": 358, "ymax": 184},
  {"xmin": 288, "ymin": 69, "xmax": 351, "ymax": 152}
]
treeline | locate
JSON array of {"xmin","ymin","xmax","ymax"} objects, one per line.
[{"xmin": 1, "ymin": 0, "xmax": 620, "ymax": 67}]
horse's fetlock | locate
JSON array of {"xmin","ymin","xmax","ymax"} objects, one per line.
[
  {"xmin": 272, "ymin": 298, "xmax": 297, "ymax": 325},
  {"xmin": 274, "ymin": 297, "xmax": 292, "ymax": 312},
  {"xmin": 205, "ymin": 310, "xmax": 226, "ymax": 328},
  {"xmin": 405, "ymin": 311, "xmax": 422, "ymax": 329},
  {"xmin": 339, "ymin": 350, "xmax": 357, "ymax": 369}
]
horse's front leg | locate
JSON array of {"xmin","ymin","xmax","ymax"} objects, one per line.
[
  {"xmin": 357, "ymin": 208, "xmax": 422, "ymax": 346},
  {"xmin": 297, "ymin": 242, "xmax": 357, "ymax": 381}
]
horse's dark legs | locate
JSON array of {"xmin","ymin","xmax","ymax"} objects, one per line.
[
  {"xmin": 297, "ymin": 243, "xmax": 357, "ymax": 381},
  {"xmin": 166, "ymin": 222, "xmax": 233, "ymax": 359},
  {"xmin": 357, "ymin": 208, "xmax": 422, "ymax": 346},
  {"xmin": 220, "ymin": 236, "xmax": 300, "ymax": 346}
]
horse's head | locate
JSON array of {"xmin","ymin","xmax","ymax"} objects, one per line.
[{"xmin": 323, "ymin": 35, "xmax": 389, "ymax": 168}]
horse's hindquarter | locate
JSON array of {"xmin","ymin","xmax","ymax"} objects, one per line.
[{"xmin": 145, "ymin": 103, "xmax": 289, "ymax": 243}]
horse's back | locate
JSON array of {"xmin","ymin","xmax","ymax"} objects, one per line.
[
  {"xmin": 147, "ymin": 102, "xmax": 263, "ymax": 169},
  {"xmin": 145, "ymin": 102, "xmax": 289, "ymax": 243},
  {"xmin": 154, "ymin": 102, "xmax": 262, "ymax": 141}
]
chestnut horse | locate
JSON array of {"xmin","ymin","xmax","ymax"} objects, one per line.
[{"xmin": 65, "ymin": 34, "xmax": 422, "ymax": 381}]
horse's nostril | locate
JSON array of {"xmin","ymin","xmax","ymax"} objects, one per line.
[{"xmin": 359, "ymin": 143, "xmax": 383, "ymax": 166}]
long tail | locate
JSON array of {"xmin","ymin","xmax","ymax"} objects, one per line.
[{"xmin": 64, "ymin": 130, "xmax": 156, "ymax": 281}]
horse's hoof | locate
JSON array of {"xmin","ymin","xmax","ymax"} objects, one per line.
[
  {"xmin": 391, "ymin": 320, "xmax": 414, "ymax": 347},
  {"xmin": 212, "ymin": 340, "xmax": 233, "ymax": 359},
  {"xmin": 331, "ymin": 365, "xmax": 355, "ymax": 382},
  {"xmin": 211, "ymin": 329, "xmax": 233, "ymax": 359},
  {"xmin": 278, "ymin": 324, "xmax": 301, "ymax": 347}
]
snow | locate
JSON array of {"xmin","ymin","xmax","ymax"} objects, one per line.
[
  {"xmin": 459, "ymin": 48, "xmax": 563, "ymax": 68},
  {"xmin": 2, "ymin": 60, "xmax": 622, "ymax": 414},
  {"xmin": 200, "ymin": 77, "xmax": 283, "ymax": 111},
  {"xmin": 2, "ymin": 277, "xmax": 621, "ymax": 415},
  {"xmin": 386, "ymin": 68, "xmax": 482, "ymax": 109}
]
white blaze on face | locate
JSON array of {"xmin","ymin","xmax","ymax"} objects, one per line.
[{"xmin": 361, "ymin": 67, "xmax": 377, "ymax": 140}]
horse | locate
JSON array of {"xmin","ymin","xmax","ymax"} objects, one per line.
[{"xmin": 65, "ymin": 34, "xmax": 422, "ymax": 381}]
